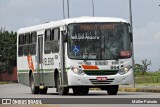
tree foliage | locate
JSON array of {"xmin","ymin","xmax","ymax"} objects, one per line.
[
  {"xmin": 0, "ymin": 29, "xmax": 17, "ymax": 74},
  {"xmin": 134, "ymin": 63, "xmax": 143, "ymax": 72},
  {"xmin": 141, "ymin": 59, "xmax": 151, "ymax": 75}
]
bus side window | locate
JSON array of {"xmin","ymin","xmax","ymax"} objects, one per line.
[
  {"xmin": 24, "ymin": 33, "xmax": 30, "ymax": 56},
  {"xmin": 44, "ymin": 29, "xmax": 52, "ymax": 54},
  {"xmin": 30, "ymin": 32, "xmax": 37, "ymax": 55},
  {"xmin": 25, "ymin": 33, "xmax": 30, "ymax": 44},
  {"xmin": 54, "ymin": 28, "xmax": 59, "ymax": 41},
  {"xmin": 51, "ymin": 28, "xmax": 59, "ymax": 53},
  {"xmin": 18, "ymin": 34, "xmax": 24, "ymax": 56}
]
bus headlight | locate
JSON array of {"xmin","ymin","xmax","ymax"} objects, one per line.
[
  {"xmin": 71, "ymin": 67, "xmax": 85, "ymax": 75},
  {"xmin": 118, "ymin": 65, "xmax": 132, "ymax": 75}
]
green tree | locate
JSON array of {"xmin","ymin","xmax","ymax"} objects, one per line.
[
  {"xmin": 134, "ymin": 63, "xmax": 143, "ymax": 72},
  {"xmin": 141, "ymin": 59, "xmax": 151, "ymax": 75},
  {"xmin": 0, "ymin": 29, "xmax": 17, "ymax": 74}
]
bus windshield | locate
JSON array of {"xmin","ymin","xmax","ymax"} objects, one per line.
[{"xmin": 67, "ymin": 23, "xmax": 131, "ymax": 60}]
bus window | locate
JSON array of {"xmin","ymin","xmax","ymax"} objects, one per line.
[
  {"xmin": 45, "ymin": 29, "xmax": 51, "ymax": 41},
  {"xmin": 44, "ymin": 29, "xmax": 52, "ymax": 54},
  {"xmin": 23, "ymin": 45, "xmax": 29, "ymax": 56},
  {"xmin": 24, "ymin": 33, "xmax": 30, "ymax": 44},
  {"xmin": 18, "ymin": 46, "xmax": 23, "ymax": 56},
  {"xmin": 18, "ymin": 34, "xmax": 24, "ymax": 56},
  {"xmin": 51, "ymin": 28, "xmax": 59, "ymax": 53},
  {"xmin": 30, "ymin": 32, "xmax": 37, "ymax": 55},
  {"xmin": 54, "ymin": 28, "xmax": 59, "ymax": 41},
  {"xmin": 29, "ymin": 44, "xmax": 36, "ymax": 55},
  {"xmin": 19, "ymin": 34, "xmax": 24, "ymax": 45},
  {"xmin": 31, "ymin": 32, "xmax": 37, "ymax": 43}
]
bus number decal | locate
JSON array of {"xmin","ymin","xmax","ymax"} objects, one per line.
[
  {"xmin": 44, "ymin": 58, "xmax": 54, "ymax": 65},
  {"xmin": 110, "ymin": 66, "xmax": 119, "ymax": 70}
]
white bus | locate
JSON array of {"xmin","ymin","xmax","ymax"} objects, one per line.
[{"xmin": 17, "ymin": 16, "xmax": 134, "ymax": 95}]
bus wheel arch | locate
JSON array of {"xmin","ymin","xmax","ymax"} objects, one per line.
[
  {"xmin": 29, "ymin": 70, "xmax": 39, "ymax": 94},
  {"xmin": 55, "ymin": 70, "xmax": 69, "ymax": 95},
  {"xmin": 54, "ymin": 69, "xmax": 59, "ymax": 89}
]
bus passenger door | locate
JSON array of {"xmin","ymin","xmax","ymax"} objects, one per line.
[{"xmin": 37, "ymin": 35, "xmax": 44, "ymax": 86}]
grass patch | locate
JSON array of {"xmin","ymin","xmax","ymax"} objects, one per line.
[
  {"xmin": 0, "ymin": 81, "xmax": 16, "ymax": 84},
  {"xmin": 135, "ymin": 71, "xmax": 160, "ymax": 85}
]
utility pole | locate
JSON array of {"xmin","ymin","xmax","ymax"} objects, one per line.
[
  {"xmin": 67, "ymin": 0, "xmax": 70, "ymax": 18},
  {"xmin": 92, "ymin": 0, "xmax": 95, "ymax": 17},
  {"xmin": 62, "ymin": 0, "xmax": 65, "ymax": 19},
  {"xmin": 129, "ymin": 0, "xmax": 135, "ymax": 88}
]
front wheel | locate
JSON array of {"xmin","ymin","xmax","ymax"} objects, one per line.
[
  {"xmin": 72, "ymin": 87, "xmax": 89, "ymax": 95},
  {"xmin": 39, "ymin": 88, "xmax": 48, "ymax": 94},
  {"xmin": 30, "ymin": 73, "xmax": 39, "ymax": 94},
  {"xmin": 56, "ymin": 74, "xmax": 69, "ymax": 95},
  {"xmin": 106, "ymin": 85, "xmax": 119, "ymax": 95}
]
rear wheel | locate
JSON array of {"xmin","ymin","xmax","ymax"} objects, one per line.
[
  {"xmin": 56, "ymin": 73, "xmax": 69, "ymax": 95},
  {"xmin": 106, "ymin": 85, "xmax": 119, "ymax": 95},
  {"xmin": 30, "ymin": 73, "xmax": 39, "ymax": 94}
]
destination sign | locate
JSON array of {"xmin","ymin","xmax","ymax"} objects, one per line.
[{"xmin": 79, "ymin": 24, "xmax": 117, "ymax": 31}]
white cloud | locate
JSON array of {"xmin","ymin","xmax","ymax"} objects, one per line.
[{"xmin": 134, "ymin": 22, "xmax": 160, "ymax": 71}]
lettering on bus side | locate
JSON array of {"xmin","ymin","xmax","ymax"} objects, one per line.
[{"xmin": 44, "ymin": 58, "xmax": 54, "ymax": 65}]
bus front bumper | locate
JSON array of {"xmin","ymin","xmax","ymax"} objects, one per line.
[{"xmin": 67, "ymin": 69, "xmax": 134, "ymax": 86}]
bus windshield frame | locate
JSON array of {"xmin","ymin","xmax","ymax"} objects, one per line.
[{"xmin": 67, "ymin": 22, "xmax": 132, "ymax": 60}]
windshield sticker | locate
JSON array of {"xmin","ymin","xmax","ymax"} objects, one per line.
[{"xmin": 72, "ymin": 46, "xmax": 80, "ymax": 54}]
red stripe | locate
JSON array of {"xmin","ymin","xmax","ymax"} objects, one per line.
[{"xmin": 82, "ymin": 65, "xmax": 99, "ymax": 70}]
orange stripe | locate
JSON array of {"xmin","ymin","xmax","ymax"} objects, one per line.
[
  {"xmin": 82, "ymin": 65, "xmax": 99, "ymax": 70},
  {"xmin": 27, "ymin": 55, "xmax": 34, "ymax": 72}
]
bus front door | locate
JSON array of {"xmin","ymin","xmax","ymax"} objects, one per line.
[{"xmin": 37, "ymin": 35, "xmax": 44, "ymax": 88}]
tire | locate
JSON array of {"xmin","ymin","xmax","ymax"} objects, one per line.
[
  {"xmin": 106, "ymin": 85, "xmax": 119, "ymax": 95},
  {"xmin": 56, "ymin": 73, "xmax": 69, "ymax": 95},
  {"xmin": 72, "ymin": 87, "xmax": 89, "ymax": 95},
  {"xmin": 39, "ymin": 88, "xmax": 48, "ymax": 94},
  {"xmin": 30, "ymin": 73, "xmax": 39, "ymax": 94}
]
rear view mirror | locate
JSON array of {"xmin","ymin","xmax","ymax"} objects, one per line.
[
  {"xmin": 62, "ymin": 31, "xmax": 68, "ymax": 42},
  {"xmin": 130, "ymin": 32, "xmax": 133, "ymax": 42}
]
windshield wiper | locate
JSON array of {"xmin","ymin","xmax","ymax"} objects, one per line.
[
  {"xmin": 83, "ymin": 51, "xmax": 90, "ymax": 62},
  {"xmin": 104, "ymin": 45, "xmax": 119, "ymax": 61}
]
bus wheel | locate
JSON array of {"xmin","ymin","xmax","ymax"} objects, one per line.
[
  {"xmin": 72, "ymin": 87, "xmax": 89, "ymax": 95},
  {"xmin": 30, "ymin": 73, "xmax": 39, "ymax": 94},
  {"xmin": 56, "ymin": 74, "xmax": 69, "ymax": 95},
  {"xmin": 39, "ymin": 88, "xmax": 48, "ymax": 94},
  {"xmin": 106, "ymin": 85, "xmax": 119, "ymax": 95}
]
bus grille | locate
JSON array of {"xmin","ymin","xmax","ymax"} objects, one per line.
[
  {"xmin": 89, "ymin": 79, "xmax": 114, "ymax": 85},
  {"xmin": 83, "ymin": 70, "xmax": 118, "ymax": 76}
]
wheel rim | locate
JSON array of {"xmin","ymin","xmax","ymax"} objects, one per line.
[{"xmin": 57, "ymin": 77, "xmax": 62, "ymax": 92}]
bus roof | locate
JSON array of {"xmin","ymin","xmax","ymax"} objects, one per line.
[{"xmin": 17, "ymin": 16, "xmax": 128, "ymax": 34}]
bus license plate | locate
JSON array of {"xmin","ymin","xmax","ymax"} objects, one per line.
[{"xmin": 97, "ymin": 77, "xmax": 107, "ymax": 81}]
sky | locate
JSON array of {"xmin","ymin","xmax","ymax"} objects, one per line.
[{"xmin": 0, "ymin": 0, "xmax": 160, "ymax": 71}]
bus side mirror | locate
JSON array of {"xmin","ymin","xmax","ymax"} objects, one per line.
[
  {"xmin": 130, "ymin": 32, "xmax": 133, "ymax": 42},
  {"xmin": 63, "ymin": 31, "xmax": 68, "ymax": 42}
]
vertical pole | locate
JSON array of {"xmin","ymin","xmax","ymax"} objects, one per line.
[
  {"xmin": 129, "ymin": 0, "xmax": 135, "ymax": 88},
  {"xmin": 63, "ymin": 0, "xmax": 65, "ymax": 19},
  {"xmin": 92, "ymin": 0, "xmax": 95, "ymax": 17},
  {"xmin": 67, "ymin": 0, "xmax": 70, "ymax": 18}
]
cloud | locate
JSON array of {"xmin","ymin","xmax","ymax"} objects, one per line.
[
  {"xmin": 134, "ymin": 21, "xmax": 160, "ymax": 71},
  {"xmin": 0, "ymin": 0, "xmax": 62, "ymax": 31}
]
